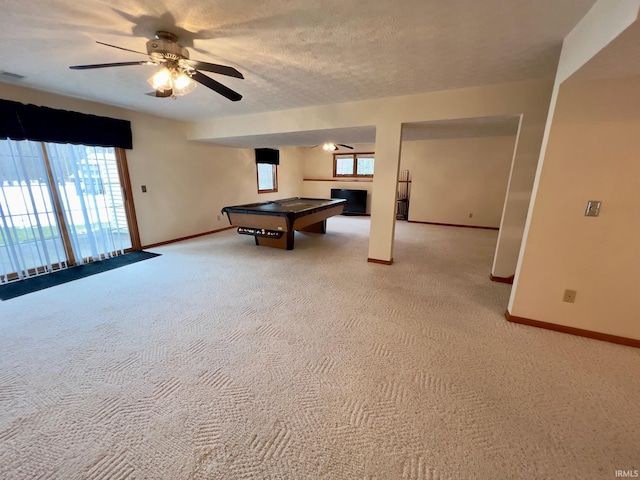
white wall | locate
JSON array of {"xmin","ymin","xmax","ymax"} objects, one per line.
[
  {"xmin": 2, "ymin": 76, "xmax": 554, "ymax": 272},
  {"xmin": 188, "ymin": 78, "xmax": 553, "ymax": 268},
  {"xmin": 301, "ymin": 142, "xmax": 374, "ymax": 213},
  {"xmin": 402, "ymin": 137, "xmax": 516, "ymax": 228},
  {"xmin": 275, "ymin": 147, "xmax": 305, "ymax": 199},
  {"xmin": 507, "ymin": 1, "xmax": 640, "ymax": 340},
  {"xmin": 0, "ymin": 84, "xmax": 302, "ymax": 247},
  {"xmin": 508, "ymin": 77, "xmax": 640, "ymax": 339},
  {"xmin": 300, "ymin": 136, "xmax": 516, "ymax": 228}
]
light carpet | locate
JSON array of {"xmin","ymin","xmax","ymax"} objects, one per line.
[{"xmin": 0, "ymin": 217, "xmax": 638, "ymax": 479}]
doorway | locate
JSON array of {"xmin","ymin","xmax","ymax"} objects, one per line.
[{"xmin": 0, "ymin": 139, "xmax": 140, "ymax": 284}]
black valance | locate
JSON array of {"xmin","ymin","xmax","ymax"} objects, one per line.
[
  {"xmin": 0, "ymin": 99, "xmax": 133, "ymax": 149},
  {"xmin": 255, "ymin": 148, "xmax": 279, "ymax": 165}
]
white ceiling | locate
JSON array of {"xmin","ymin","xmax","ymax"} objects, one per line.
[
  {"xmin": 1, "ymin": 0, "xmax": 597, "ymax": 128},
  {"xmin": 207, "ymin": 116, "xmax": 521, "ymax": 148},
  {"xmin": 403, "ymin": 116, "xmax": 521, "ymax": 141},
  {"xmin": 566, "ymin": 17, "xmax": 640, "ymax": 84},
  {"xmin": 206, "ymin": 126, "xmax": 377, "ymax": 149}
]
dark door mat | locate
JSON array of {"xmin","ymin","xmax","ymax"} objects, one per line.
[{"xmin": 0, "ymin": 251, "xmax": 161, "ymax": 300}]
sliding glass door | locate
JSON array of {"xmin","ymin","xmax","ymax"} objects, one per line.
[
  {"xmin": 0, "ymin": 140, "xmax": 68, "ymax": 280},
  {"xmin": 0, "ymin": 139, "xmax": 138, "ymax": 284}
]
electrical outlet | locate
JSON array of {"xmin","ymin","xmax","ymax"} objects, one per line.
[
  {"xmin": 217, "ymin": 215, "xmax": 221, "ymax": 221},
  {"xmin": 563, "ymin": 289, "xmax": 577, "ymax": 303},
  {"xmin": 468, "ymin": 213, "xmax": 473, "ymax": 218}
]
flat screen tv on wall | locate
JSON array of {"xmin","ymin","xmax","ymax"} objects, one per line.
[{"xmin": 330, "ymin": 188, "xmax": 367, "ymax": 215}]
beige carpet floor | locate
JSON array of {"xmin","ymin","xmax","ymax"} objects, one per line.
[{"xmin": 0, "ymin": 217, "xmax": 638, "ymax": 479}]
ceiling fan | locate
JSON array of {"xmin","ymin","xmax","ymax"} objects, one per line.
[
  {"xmin": 314, "ymin": 143, "xmax": 354, "ymax": 151},
  {"xmin": 69, "ymin": 31, "xmax": 243, "ymax": 101}
]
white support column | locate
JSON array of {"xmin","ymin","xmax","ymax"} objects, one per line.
[{"xmin": 367, "ymin": 121, "xmax": 403, "ymax": 264}]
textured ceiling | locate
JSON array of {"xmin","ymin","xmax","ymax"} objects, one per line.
[{"xmin": 0, "ymin": 0, "xmax": 597, "ymax": 124}]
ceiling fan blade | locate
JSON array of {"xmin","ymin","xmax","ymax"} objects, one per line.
[
  {"xmin": 96, "ymin": 41, "xmax": 148, "ymax": 56},
  {"xmin": 338, "ymin": 144, "xmax": 354, "ymax": 149},
  {"xmin": 187, "ymin": 60, "xmax": 244, "ymax": 79},
  {"xmin": 70, "ymin": 61, "xmax": 153, "ymax": 70},
  {"xmin": 191, "ymin": 71, "xmax": 242, "ymax": 102}
]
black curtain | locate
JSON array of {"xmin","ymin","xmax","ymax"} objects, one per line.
[
  {"xmin": 255, "ymin": 148, "xmax": 279, "ymax": 165},
  {"xmin": 0, "ymin": 99, "xmax": 133, "ymax": 149}
]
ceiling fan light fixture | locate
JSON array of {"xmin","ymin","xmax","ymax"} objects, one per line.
[
  {"xmin": 70, "ymin": 34, "xmax": 243, "ymax": 101},
  {"xmin": 148, "ymin": 68, "xmax": 172, "ymax": 91},
  {"xmin": 322, "ymin": 143, "xmax": 338, "ymax": 151},
  {"xmin": 172, "ymin": 72, "xmax": 197, "ymax": 96},
  {"xmin": 147, "ymin": 67, "xmax": 197, "ymax": 96}
]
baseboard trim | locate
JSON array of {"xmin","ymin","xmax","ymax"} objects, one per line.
[
  {"xmin": 368, "ymin": 258, "xmax": 393, "ymax": 265},
  {"xmin": 408, "ymin": 220, "xmax": 499, "ymax": 231},
  {"xmin": 143, "ymin": 226, "xmax": 235, "ymax": 249},
  {"xmin": 490, "ymin": 273, "xmax": 515, "ymax": 284},
  {"xmin": 505, "ymin": 310, "xmax": 640, "ymax": 349}
]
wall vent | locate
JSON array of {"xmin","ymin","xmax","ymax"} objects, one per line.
[{"xmin": 0, "ymin": 71, "xmax": 26, "ymax": 80}]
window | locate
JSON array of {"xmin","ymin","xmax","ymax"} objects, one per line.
[
  {"xmin": 0, "ymin": 139, "xmax": 139, "ymax": 284},
  {"xmin": 257, "ymin": 163, "xmax": 278, "ymax": 193},
  {"xmin": 333, "ymin": 153, "xmax": 375, "ymax": 177}
]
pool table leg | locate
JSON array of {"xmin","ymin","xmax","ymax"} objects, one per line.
[
  {"xmin": 254, "ymin": 231, "xmax": 294, "ymax": 249},
  {"xmin": 299, "ymin": 219, "xmax": 327, "ymax": 234},
  {"xmin": 285, "ymin": 230, "xmax": 295, "ymax": 250}
]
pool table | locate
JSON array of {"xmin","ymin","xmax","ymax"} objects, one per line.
[{"xmin": 221, "ymin": 197, "xmax": 346, "ymax": 250}]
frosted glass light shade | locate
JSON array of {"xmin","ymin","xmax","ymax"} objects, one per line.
[
  {"xmin": 148, "ymin": 68, "xmax": 172, "ymax": 91},
  {"xmin": 172, "ymin": 73, "xmax": 197, "ymax": 96},
  {"xmin": 147, "ymin": 68, "xmax": 197, "ymax": 96}
]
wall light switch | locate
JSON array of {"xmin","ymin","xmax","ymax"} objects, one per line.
[
  {"xmin": 141, "ymin": 185, "xmax": 147, "ymax": 193},
  {"xmin": 585, "ymin": 200, "xmax": 601, "ymax": 217}
]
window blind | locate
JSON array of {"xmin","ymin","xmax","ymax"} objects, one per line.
[{"xmin": 255, "ymin": 148, "xmax": 279, "ymax": 165}]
